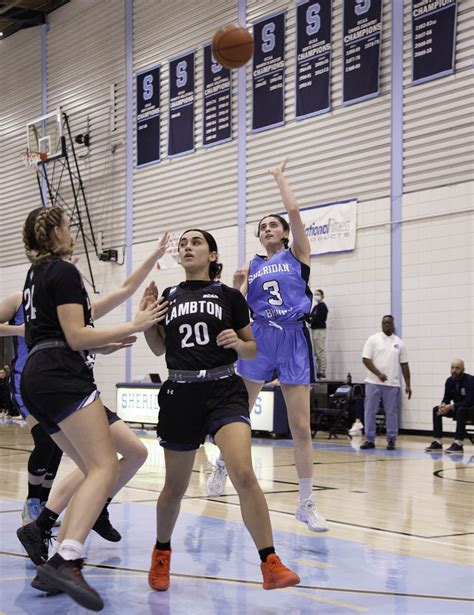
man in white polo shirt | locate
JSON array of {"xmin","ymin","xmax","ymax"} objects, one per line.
[{"xmin": 360, "ymin": 315, "xmax": 412, "ymax": 450}]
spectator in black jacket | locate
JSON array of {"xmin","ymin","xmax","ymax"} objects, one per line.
[
  {"xmin": 309, "ymin": 290, "xmax": 328, "ymax": 380},
  {"xmin": 425, "ymin": 359, "xmax": 474, "ymax": 454}
]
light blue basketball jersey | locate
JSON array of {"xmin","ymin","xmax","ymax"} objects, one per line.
[{"xmin": 247, "ymin": 249, "xmax": 312, "ymax": 323}]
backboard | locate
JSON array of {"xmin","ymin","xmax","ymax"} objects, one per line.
[{"xmin": 26, "ymin": 108, "xmax": 65, "ymax": 160}]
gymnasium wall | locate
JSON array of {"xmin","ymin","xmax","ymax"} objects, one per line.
[{"xmin": 0, "ymin": 0, "xmax": 473, "ymax": 432}]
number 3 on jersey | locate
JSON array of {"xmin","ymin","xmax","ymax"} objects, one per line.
[
  {"xmin": 179, "ymin": 322, "xmax": 210, "ymax": 348},
  {"xmin": 262, "ymin": 280, "xmax": 283, "ymax": 306}
]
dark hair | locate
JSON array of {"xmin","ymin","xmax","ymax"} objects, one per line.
[
  {"xmin": 179, "ymin": 229, "xmax": 223, "ymax": 281},
  {"xmin": 23, "ymin": 206, "xmax": 72, "ymax": 265},
  {"xmin": 382, "ymin": 315, "xmax": 394, "ymax": 322},
  {"xmin": 256, "ymin": 214, "xmax": 290, "ymax": 249},
  {"xmin": 316, "ymin": 289, "xmax": 324, "ymax": 297}
]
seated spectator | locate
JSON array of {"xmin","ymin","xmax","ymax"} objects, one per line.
[{"xmin": 425, "ymin": 359, "xmax": 474, "ymax": 454}]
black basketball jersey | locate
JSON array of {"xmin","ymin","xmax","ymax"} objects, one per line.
[
  {"xmin": 23, "ymin": 258, "xmax": 94, "ymax": 367},
  {"xmin": 161, "ymin": 280, "xmax": 250, "ymax": 371}
]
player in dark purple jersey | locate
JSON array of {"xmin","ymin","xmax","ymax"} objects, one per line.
[
  {"xmin": 142, "ymin": 228, "xmax": 300, "ymax": 592},
  {"xmin": 207, "ymin": 160, "xmax": 328, "ymax": 532}
]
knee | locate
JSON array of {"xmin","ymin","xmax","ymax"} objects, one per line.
[
  {"xmin": 231, "ymin": 467, "xmax": 258, "ymax": 491},
  {"xmin": 290, "ymin": 421, "xmax": 312, "ymax": 442},
  {"xmin": 162, "ymin": 477, "xmax": 189, "ymax": 501},
  {"xmin": 124, "ymin": 439, "xmax": 148, "ymax": 468}
]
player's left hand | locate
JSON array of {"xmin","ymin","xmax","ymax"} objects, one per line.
[
  {"xmin": 269, "ymin": 157, "xmax": 288, "ymax": 178},
  {"xmin": 216, "ymin": 329, "xmax": 240, "ymax": 350},
  {"xmin": 155, "ymin": 232, "xmax": 170, "ymax": 266},
  {"xmin": 93, "ymin": 336, "xmax": 138, "ymax": 355}
]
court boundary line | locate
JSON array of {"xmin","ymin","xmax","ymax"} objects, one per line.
[{"xmin": 0, "ymin": 550, "xmax": 472, "ymax": 603}]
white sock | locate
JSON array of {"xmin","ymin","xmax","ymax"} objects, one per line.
[
  {"xmin": 216, "ymin": 454, "xmax": 225, "ymax": 468},
  {"xmin": 58, "ymin": 539, "xmax": 84, "ymax": 561},
  {"xmin": 49, "ymin": 540, "xmax": 61, "ymax": 558},
  {"xmin": 455, "ymin": 440, "xmax": 463, "ymax": 446},
  {"xmin": 298, "ymin": 478, "xmax": 313, "ymax": 501},
  {"xmin": 435, "ymin": 439, "xmax": 442, "ymax": 444}
]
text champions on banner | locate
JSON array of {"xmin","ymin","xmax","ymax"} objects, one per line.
[
  {"xmin": 168, "ymin": 51, "xmax": 195, "ymax": 158},
  {"xmin": 252, "ymin": 11, "xmax": 286, "ymax": 133},
  {"xmin": 342, "ymin": 0, "xmax": 383, "ymax": 106},
  {"xmin": 295, "ymin": 0, "xmax": 332, "ymax": 120},
  {"xmin": 136, "ymin": 64, "xmax": 161, "ymax": 168},
  {"xmin": 203, "ymin": 44, "xmax": 232, "ymax": 148},
  {"xmin": 412, "ymin": 0, "xmax": 457, "ymax": 85},
  {"xmin": 283, "ymin": 200, "xmax": 357, "ymax": 256}
]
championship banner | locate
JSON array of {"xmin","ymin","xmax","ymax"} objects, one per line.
[
  {"xmin": 412, "ymin": 0, "xmax": 457, "ymax": 85},
  {"xmin": 283, "ymin": 200, "xmax": 357, "ymax": 256},
  {"xmin": 295, "ymin": 0, "xmax": 331, "ymax": 120},
  {"xmin": 136, "ymin": 64, "xmax": 161, "ymax": 168},
  {"xmin": 203, "ymin": 44, "xmax": 232, "ymax": 148},
  {"xmin": 342, "ymin": 0, "xmax": 382, "ymax": 106},
  {"xmin": 252, "ymin": 10, "xmax": 286, "ymax": 133},
  {"xmin": 168, "ymin": 51, "xmax": 195, "ymax": 158}
]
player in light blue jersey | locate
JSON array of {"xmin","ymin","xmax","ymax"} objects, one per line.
[{"xmin": 207, "ymin": 159, "xmax": 328, "ymax": 532}]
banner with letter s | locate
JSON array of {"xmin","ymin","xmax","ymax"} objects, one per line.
[{"xmin": 284, "ymin": 199, "xmax": 357, "ymax": 256}]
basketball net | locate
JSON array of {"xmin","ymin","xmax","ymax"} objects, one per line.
[{"xmin": 20, "ymin": 150, "xmax": 47, "ymax": 168}]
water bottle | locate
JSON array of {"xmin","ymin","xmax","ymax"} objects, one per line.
[{"xmin": 347, "ymin": 372, "xmax": 352, "ymax": 385}]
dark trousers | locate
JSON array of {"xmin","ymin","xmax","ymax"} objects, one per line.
[{"xmin": 432, "ymin": 406, "xmax": 474, "ymax": 440}]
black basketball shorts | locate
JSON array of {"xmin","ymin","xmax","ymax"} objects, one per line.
[
  {"xmin": 20, "ymin": 347, "xmax": 119, "ymax": 435},
  {"xmin": 157, "ymin": 374, "xmax": 251, "ymax": 451}
]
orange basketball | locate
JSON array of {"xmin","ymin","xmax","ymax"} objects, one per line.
[{"xmin": 212, "ymin": 24, "xmax": 254, "ymax": 70}]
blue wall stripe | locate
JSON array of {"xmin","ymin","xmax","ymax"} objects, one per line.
[
  {"xmin": 237, "ymin": 0, "xmax": 247, "ymax": 267},
  {"xmin": 391, "ymin": 2, "xmax": 404, "ymax": 334},
  {"xmin": 124, "ymin": 0, "xmax": 134, "ymax": 381}
]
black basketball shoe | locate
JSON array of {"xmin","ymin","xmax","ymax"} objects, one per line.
[
  {"xmin": 17, "ymin": 522, "xmax": 50, "ymax": 565},
  {"xmin": 92, "ymin": 508, "xmax": 121, "ymax": 542},
  {"xmin": 36, "ymin": 554, "xmax": 104, "ymax": 611}
]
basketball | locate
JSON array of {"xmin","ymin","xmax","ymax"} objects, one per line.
[{"xmin": 212, "ymin": 24, "xmax": 254, "ymax": 70}]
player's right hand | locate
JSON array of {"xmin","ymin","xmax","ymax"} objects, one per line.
[
  {"xmin": 133, "ymin": 296, "xmax": 168, "ymax": 332},
  {"xmin": 232, "ymin": 268, "xmax": 247, "ymax": 289}
]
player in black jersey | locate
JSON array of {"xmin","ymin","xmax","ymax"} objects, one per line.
[
  {"xmin": 18, "ymin": 206, "xmax": 165, "ymax": 611},
  {"xmin": 142, "ymin": 229, "xmax": 300, "ymax": 592}
]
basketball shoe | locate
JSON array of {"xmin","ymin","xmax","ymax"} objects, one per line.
[
  {"xmin": 206, "ymin": 460, "xmax": 227, "ymax": 497},
  {"xmin": 17, "ymin": 521, "xmax": 50, "ymax": 565},
  {"xmin": 295, "ymin": 495, "xmax": 329, "ymax": 532},
  {"xmin": 261, "ymin": 554, "xmax": 300, "ymax": 589},
  {"xmin": 148, "ymin": 547, "xmax": 171, "ymax": 591},
  {"xmin": 22, "ymin": 498, "xmax": 42, "ymax": 526}
]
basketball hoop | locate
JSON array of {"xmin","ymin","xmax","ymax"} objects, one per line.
[{"xmin": 20, "ymin": 150, "xmax": 48, "ymax": 168}]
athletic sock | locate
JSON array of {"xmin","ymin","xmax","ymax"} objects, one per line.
[
  {"xmin": 455, "ymin": 440, "xmax": 463, "ymax": 446},
  {"xmin": 27, "ymin": 483, "xmax": 43, "ymax": 500},
  {"xmin": 298, "ymin": 478, "xmax": 313, "ymax": 501},
  {"xmin": 36, "ymin": 506, "xmax": 59, "ymax": 532},
  {"xmin": 50, "ymin": 540, "xmax": 61, "ymax": 558},
  {"xmin": 155, "ymin": 540, "xmax": 171, "ymax": 551},
  {"xmin": 258, "ymin": 546, "xmax": 275, "ymax": 562},
  {"xmin": 58, "ymin": 539, "xmax": 84, "ymax": 561}
]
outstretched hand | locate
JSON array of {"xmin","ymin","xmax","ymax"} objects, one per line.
[
  {"xmin": 93, "ymin": 336, "xmax": 137, "ymax": 355},
  {"xmin": 269, "ymin": 158, "xmax": 288, "ymax": 178},
  {"xmin": 154, "ymin": 232, "xmax": 170, "ymax": 267},
  {"xmin": 140, "ymin": 281, "xmax": 159, "ymax": 311},
  {"xmin": 232, "ymin": 268, "xmax": 246, "ymax": 290}
]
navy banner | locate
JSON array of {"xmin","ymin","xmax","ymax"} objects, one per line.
[
  {"xmin": 136, "ymin": 64, "xmax": 161, "ymax": 168},
  {"xmin": 202, "ymin": 44, "xmax": 232, "ymax": 148},
  {"xmin": 412, "ymin": 0, "xmax": 457, "ymax": 85},
  {"xmin": 295, "ymin": 0, "xmax": 332, "ymax": 120},
  {"xmin": 342, "ymin": 0, "xmax": 382, "ymax": 106},
  {"xmin": 252, "ymin": 11, "xmax": 286, "ymax": 133},
  {"xmin": 168, "ymin": 51, "xmax": 195, "ymax": 158}
]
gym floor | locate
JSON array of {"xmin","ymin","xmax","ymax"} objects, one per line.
[{"xmin": 0, "ymin": 420, "xmax": 473, "ymax": 614}]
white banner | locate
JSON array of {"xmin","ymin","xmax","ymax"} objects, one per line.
[{"xmin": 284, "ymin": 199, "xmax": 357, "ymax": 256}]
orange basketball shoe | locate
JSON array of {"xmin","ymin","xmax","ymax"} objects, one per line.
[
  {"xmin": 148, "ymin": 547, "xmax": 171, "ymax": 591},
  {"xmin": 260, "ymin": 553, "xmax": 300, "ymax": 590}
]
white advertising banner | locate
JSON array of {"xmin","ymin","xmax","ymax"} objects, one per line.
[
  {"xmin": 284, "ymin": 199, "xmax": 357, "ymax": 256},
  {"xmin": 116, "ymin": 385, "xmax": 274, "ymax": 431}
]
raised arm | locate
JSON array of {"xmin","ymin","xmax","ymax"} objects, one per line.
[
  {"xmin": 232, "ymin": 263, "xmax": 249, "ymax": 297},
  {"xmin": 141, "ymin": 282, "xmax": 167, "ymax": 356},
  {"xmin": 0, "ymin": 292, "xmax": 23, "ymax": 337},
  {"xmin": 92, "ymin": 232, "xmax": 169, "ymax": 320},
  {"xmin": 269, "ymin": 159, "xmax": 310, "ymax": 265}
]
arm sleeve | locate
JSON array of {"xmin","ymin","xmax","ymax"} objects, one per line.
[
  {"xmin": 442, "ymin": 378, "xmax": 451, "ymax": 405},
  {"xmin": 49, "ymin": 261, "xmax": 86, "ymax": 307},
  {"xmin": 321, "ymin": 303, "xmax": 328, "ymax": 323},
  {"xmin": 225, "ymin": 287, "xmax": 250, "ymax": 331},
  {"xmin": 362, "ymin": 337, "xmax": 373, "ymax": 359},
  {"xmin": 399, "ymin": 342, "xmax": 408, "ymax": 363}
]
